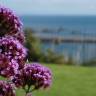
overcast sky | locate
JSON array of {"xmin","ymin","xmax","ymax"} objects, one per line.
[{"xmin": 1, "ymin": 0, "xmax": 96, "ymax": 15}]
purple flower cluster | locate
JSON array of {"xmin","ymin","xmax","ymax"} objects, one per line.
[
  {"xmin": 0, "ymin": 80, "xmax": 16, "ymax": 96},
  {"xmin": 0, "ymin": 6, "xmax": 25, "ymax": 44},
  {"xmin": 0, "ymin": 5, "xmax": 52, "ymax": 96},
  {"xmin": 0, "ymin": 6, "xmax": 22, "ymax": 37},
  {"xmin": 0, "ymin": 36, "xmax": 27, "ymax": 77},
  {"xmin": 11, "ymin": 63, "xmax": 52, "ymax": 90},
  {"xmin": 0, "ymin": 6, "xmax": 26, "ymax": 77}
]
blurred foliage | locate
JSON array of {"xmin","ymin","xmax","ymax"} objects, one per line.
[
  {"xmin": 65, "ymin": 55, "xmax": 74, "ymax": 65},
  {"xmin": 41, "ymin": 49, "xmax": 66, "ymax": 64},
  {"xmin": 24, "ymin": 28, "xmax": 42, "ymax": 62},
  {"xmin": 82, "ymin": 59, "xmax": 96, "ymax": 66},
  {"xmin": 24, "ymin": 28, "xmax": 75, "ymax": 65}
]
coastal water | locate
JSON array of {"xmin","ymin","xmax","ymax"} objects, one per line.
[{"xmin": 20, "ymin": 16, "xmax": 96, "ymax": 63}]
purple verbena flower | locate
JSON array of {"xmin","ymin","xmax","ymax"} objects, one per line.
[
  {"xmin": 0, "ymin": 36, "xmax": 27, "ymax": 77},
  {"xmin": 0, "ymin": 80, "xmax": 16, "ymax": 96},
  {"xmin": 11, "ymin": 63, "xmax": 52, "ymax": 90},
  {"xmin": 0, "ymin": 6, "xmax": 22, "ymax": 37},
  {"xmin": 0, "ymin": 6, "xmax": 25, "ymax": 44}
]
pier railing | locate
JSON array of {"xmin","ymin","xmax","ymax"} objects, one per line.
[{"xmin": 33, "ymin": 33, "xmax": 96, "ymax": 43}]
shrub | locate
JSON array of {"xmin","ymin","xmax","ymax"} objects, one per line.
[{"xmin": 24, "ymin": 29, "xmax": 42, "ymax": 62}]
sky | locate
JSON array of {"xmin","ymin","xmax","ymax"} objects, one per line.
[{"xmin": 1, "ymin": 0, "xmax": 96, "ymax": 15}]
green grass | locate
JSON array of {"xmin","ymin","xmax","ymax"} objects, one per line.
[
  {"xmin": 32, "ymin": 64, "xmax": 96, "ymax": 96},
  {"xmin": 2, "ymin": 64, "xmax": 96, "ymax": 96}
]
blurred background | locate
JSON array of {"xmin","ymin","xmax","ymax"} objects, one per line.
[{"xmin": 1, "ymin": 0, "xmax": 96, "ymax": 96}]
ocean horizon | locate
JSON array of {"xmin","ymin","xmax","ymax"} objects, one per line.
[{"xmin": 20, "ymin": 15, "xmax": 96, "ymax": 34}]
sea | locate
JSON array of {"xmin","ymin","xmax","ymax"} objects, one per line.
[{"xmin": 20, "ymin": 16, "xmax": 96, "ymax": 64}]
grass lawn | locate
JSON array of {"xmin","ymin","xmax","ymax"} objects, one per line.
[{"xmin": 1, "ymin": 64, "xmax": 96, "ymax": 96}]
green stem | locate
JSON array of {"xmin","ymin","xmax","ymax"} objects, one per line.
[
  {"xmin": 29, "ymin": 88, "xmax": 35, "ymax": 93},
  {"xmin": 23, "ymin": 86, "xmax": 35, "ymax": 96},
  {"xmin": 26, "ymin": 86, "xmax": 31, "ymax": 94}
]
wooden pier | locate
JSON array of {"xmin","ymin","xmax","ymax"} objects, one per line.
[{"xmin": 34, "ymin": 33, "xmax": 96, "ymax": 43}]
